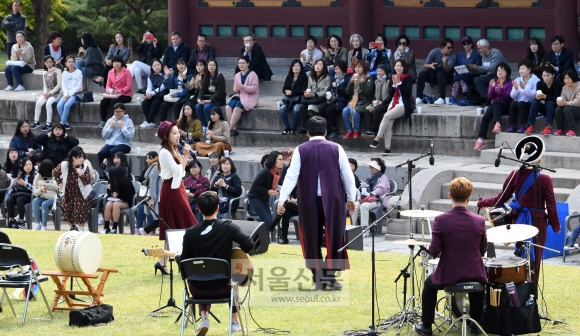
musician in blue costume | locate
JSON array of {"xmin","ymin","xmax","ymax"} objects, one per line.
[{"xmin": 477, "ymin": 135, "xmax": 561, "ymax": 282}]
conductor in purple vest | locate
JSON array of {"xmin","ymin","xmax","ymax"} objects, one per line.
[
  {"xmin": 278, "ymin": 116, "xmax": 357, "ymax": 290},
  {"xmin": 414, "ymin": 177, "xmax": 488, "ymax": 336}
]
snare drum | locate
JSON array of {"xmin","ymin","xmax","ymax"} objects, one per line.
[{"xmin": 484, "ymin": 257, "xmax": 529, "ymax": 284}]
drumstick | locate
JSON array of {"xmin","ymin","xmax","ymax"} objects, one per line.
[{"xmin": 490, "ymin": 290, "xmax": 494, "ymax": 306}]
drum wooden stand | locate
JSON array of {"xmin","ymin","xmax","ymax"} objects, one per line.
[{"xmin": 42, "ymin": 268, "xmax": 118, "ymax": 312}]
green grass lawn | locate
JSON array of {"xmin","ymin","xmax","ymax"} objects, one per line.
[{"xmin": 1, "ymin": 230, "xmax": 578, "ymax": 335}]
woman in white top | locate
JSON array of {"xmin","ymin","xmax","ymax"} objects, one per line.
[
  {"xmin": 57, "ymin": 56, "xmax": 83, "ymax": 129},
  {"xmin": 155, "ymin": 120, "xmax": 197, "ymax": 241},
  {"xmin": 32, "ymin": 56, "xmax": 62, "ymax": 131}
]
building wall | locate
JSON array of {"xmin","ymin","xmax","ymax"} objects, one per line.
[{"xmin": 169, "ymin": 0, "xmax": 579, "ymax": 62}]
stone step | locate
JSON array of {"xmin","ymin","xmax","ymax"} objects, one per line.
[
  {"xmin": 494, "ymin": 132, "xmax": 580, "ymax": 154},
  {"xmin": 429, "ymin": 199, "xmax": 481, "ymax": 214},
  {"xmin": 441, "ymin": 181, "xmax": 572, "ymax": 203},
  {"xmin": 480, "ymin": 148, "xmax": 580, "ymax": 170}
]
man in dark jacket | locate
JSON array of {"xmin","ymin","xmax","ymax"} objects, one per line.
[
  {"xmin": 1, "ymin": 1, "xmax": 26, "ymax": 58},
  {"xmin": 235, "ymin": 34, "xmax": 273, "ymax": 81},
  {"xmin": 187, "ymin": 34, "xmax": 216, "ymax": 70},
  {"xmin": 162, "ymin": 31, "xmax": 191, "ymax": 70},
  {"xmin": 546, "ymin": 35, "xmax": 575, "ymax": 82},
  {"xmin": 414, "ymin": 177, "xmax": 488, "ymax": 336}
]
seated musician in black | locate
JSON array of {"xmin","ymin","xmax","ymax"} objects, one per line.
[{"xmin": 177, "ymin": 191, "xmax": 254, "ymax": 335}]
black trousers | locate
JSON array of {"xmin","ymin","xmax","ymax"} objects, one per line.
[
  {"xmin": 280, "ymin": 201, "xmax": 299, "ymax": 240},
  {"xmin": 318, "ymin": 103, "xmax": 338, "ymax": 129},
  {"xmin": 416, "ymin": 69, "xmax": 453, "ymax": 99},
  {"xmin": 7, "ymin": 192, "xmax": 32, "ymax": 219},
  {"xmin": 101, "ymin": 64, "xmax": 113, "ymax": 84},
  {"xmin": 421, "ymin": 275, "xmax": 484, "ymax": 326},
  {"xmin": 99, "ymin": 95, "xmax": 132, "ymax": 122},
  {"xmin": 141, "ymin": 95, "xmax": 165, "ymax": 123},
  {"xmin": 477, "ymin": 100, "xmax": 510, "ymax": 138},
  {"xmin": 371, "ymin": 104, "xmax": 388, "ymax": 133},
  {"xmin": 508, "ymin": 101, "xmax": 532, "ymax": 126}
]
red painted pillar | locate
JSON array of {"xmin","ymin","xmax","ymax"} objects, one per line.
[
  {"xmin": 349, "ymin": 0, "xmax": 374, "ymax": 46},
  {"xmin": 554, "ymin": 0, "xmax": 578, "ymax": 61},
  {"xmin": 168, "ymin": 0, "xmax": 190, "ymax": 46}
]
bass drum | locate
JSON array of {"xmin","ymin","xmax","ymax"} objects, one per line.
[{"xmin": 54, "ymin": 231, "xmax": 103, "ymax": 274}]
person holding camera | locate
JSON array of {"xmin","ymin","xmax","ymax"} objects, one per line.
[
  {"xmin": 131, "ymin": 30, "xmax": 162, "ymax": 94},
  {"xmin": 366, "ymin": 33, "xmax": 391, "ymax": 77}
]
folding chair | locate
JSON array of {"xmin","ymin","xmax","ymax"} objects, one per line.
[
  {"xmin": 179, "ymin": 257, "xmax": 248, "ymax": 336},
  {"xmin": 88, "ymin": 181, "xmax": 108, "ymax": 233},
  {"xmin": 222, "ymin": 186, "xmax": 245, "ymax": 220},
  {"xmin": 0, "ymin": 243, "xmax": 52, "ymax": 325},
  {"xmin": 118, "ymin": 181, "xmax": 141, "ymax": 234},
  {"xmin": 0, "ymin": 179, "xmax": 13, "ymax": 223},
  {"xmin": 29, "ymin": 195, "xmax": 62, "ymax": 231},
  {"xmin": 0, "ymin": 231, "xmax": 10, "ymax": 271}
]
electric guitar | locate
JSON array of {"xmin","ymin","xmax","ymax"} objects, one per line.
[{"xmin": 142, "ymin": 247, "xmax": 254, "ymax": 287}]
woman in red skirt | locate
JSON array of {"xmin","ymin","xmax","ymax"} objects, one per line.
[{"xmin": 156, "ymin": 120, "xmax": 197, "ymax": 241}]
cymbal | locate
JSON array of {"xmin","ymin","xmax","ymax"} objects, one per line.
[
  {"xmin": 399, "ymin": 209, "xmax": 443, "ymax": 218},
  {"xmin": 392, "ymin": 238, "xmax": 429, "ymax": 245},
  {"xmin": 486, "ymin": 224, "xmax": 539, "ymax": 243}
]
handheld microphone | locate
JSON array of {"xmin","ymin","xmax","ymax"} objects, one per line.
[
  {"xmin": 494, "ymin": 143, "xmax": 503, "ymax": 167},
  {"xmin": 429, "ymin": 139, "xmax": 435, "ymax": 166},
  {"xmin": 131, "ymin": 195, "xmax": 152, "ymax": 212},
  {"xmin": 179, "ymin": 139, "xmax": 197, "ymax": 159}
]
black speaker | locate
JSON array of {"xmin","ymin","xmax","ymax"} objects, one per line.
[
  {"xmin": 230, "ymin": 220, "xmax": 269, "ymax": 255},
  {"xmin": 345, "ymin": 225, "xmax": 363, "ymax": 251}
]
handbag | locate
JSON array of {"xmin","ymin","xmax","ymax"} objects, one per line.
[
  {"xmin": 6, "ymin": 60, "xmax": 26, "ymax": 67},
  {"xmin": 301, "ymin": 95, "xmax": 325, "ymax": 105},
  {"xmin": 282, "ymin": 95, "xmax": 301, "ymax": 106},
  {"xmin": 164, "ymin": 92, "xmax": 180, "ymax": 103},
  {"xmin": 73, "ymin": 91, "xmax": 94, "ymax": 120},
  {"xmin": 69, "ymin": 304, "xmax": 115, "ymax": 327},
  {"xmin": 358, "ymin": 195, "xmax": 378, "ymax": 204}
]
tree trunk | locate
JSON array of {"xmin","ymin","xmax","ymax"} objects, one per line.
[{"xmin": 31, "ymin": 0, "xmax": 51, "ymax": 69}]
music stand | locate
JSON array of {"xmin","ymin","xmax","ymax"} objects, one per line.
[{"xmin": 149, "ymin": 229, "xmax": 185, "ymax": 317}]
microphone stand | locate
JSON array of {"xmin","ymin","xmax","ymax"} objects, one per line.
[
  {"xmin": 395, "ymin": 152, "xmax": 430, "ymax": 238},
  {"xmin": 339, "ymin": 196, "xmax": 400, "ymax": 336},
  {"xmin": 145, "ymin": 203, "xmax": 182, "ymax": 318}
]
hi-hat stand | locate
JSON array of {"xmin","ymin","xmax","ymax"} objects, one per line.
[{"xmin": 339, "ymin": 197, "xmax": 400, "ymax": 335}]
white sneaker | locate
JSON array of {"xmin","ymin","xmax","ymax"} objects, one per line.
[
  {"xmin": 4, "ymin": 85, "xmax": 13, "ymax": 91},
  {"xmin": 434, "ymin": 98, "xmax": 445, "ymax": 105},
  {"xmin": 140, "ymin": 121, "xmax": 149, "ymax": 129},
  {"xmin": 197, "ymin": 317, "xmax": 210, "ymax": 335},
  {"xmin": 14, "ymin": 85, "xmax": 25, "ymax": 91},
  {"xmin": 139, "ymin": 228, "xmax": 146, "ymax": 236},
  {"xmin": 32, "ymin": 224, "xmax": 41, "ymax": 230},
  {"xmin": 41, "ymin": 226, "xmax": 47, "ymax": 231},
  {"xmin": 415, "ymin": 97, "xmax": 423, "ymax": 105},
  {"xmin": 564, "ymin": 245, "xmax": 578, "ymax": 250},
  {"xmin": 231, "ymin": 321, "xmax": 241, "ymax": 333},
  {"xmin": 147, "ymin": 122, "xmax": 157, "ymax": 129},
  {"xmin": 98, "ymin": 216, "xmax": 104, "ymax": 225}
]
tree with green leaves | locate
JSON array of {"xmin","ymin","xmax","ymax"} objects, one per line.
[
  {"xmin": 62, "ymin": 0, "xmax": 168, "ymax": 59},
  {"xmin": 0, "ymin": 0, "xmax": 69, "ymax": 67}
]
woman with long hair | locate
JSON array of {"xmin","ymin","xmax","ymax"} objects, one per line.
[
  {"xmin": 155, "ymin": 121, "xmax": 197, "ymax": 241},
  {"xmin": 31, "ymin": 159, "xmax": 58, "ymax": 230},
  {"xmin": 176, "ymin": 102, "xmax": 202, "ymax": 144},
  {"xmin": 75, "ymin": 32, "xmax": 104, "ymax": 91},
  {"xmin": 53, "ymin": 146, "xmax": 94, "ymax": 230},
  {"xmin": 247, "ymin": 151, "xmax": 283, "ymax": 232},
  {"xmin": 4, "ymin": 30, "xmax": 35, "ymax": 91},
  {"xmin": 140, "ymin": 59, "xmax": 167, "ymax": 129},
  {"xmin": 205, "ymin": 152, "xmax": 221, "ymax": 186},
  {"xmin": 100, "ymin": 167, "xmax": 135, "ymax": 234},
  {"xmin": 304, "ymin": 59, "xmax": 332, "ymax": 129},
  {"xmin": 526, "ymin": 37, "xmax": 548, "ymax": 78},
  {"xmin": 136, "ymin": 151, "xmax": 161, "ymax": 235},
  {"xmin": 174, "ymin": 58, "xmax": 207, "ymax": 120},
  {"xmin": 94, "ymin": 31, "xmax": 132, "ymax": 86},
  {"xmin": 320, "ymin": 34, "xmax": 348, "ymax": 71},
  {"xmin": 370, "ymin": 59, "xmax": 414, "ymax": 155},
  {"xmin": 196, "ymin": 59, "xmax": 226, "ymax": 131},
  {"xmin": 194, "ymin": 106, "xmax": 231, "ymax": 156},
  {"xmin": 57, "ymin": 56, "xmax": 83, "ymax": 129},
  {"xmin": 319, "ymin": 60, "xmax": 351, "ymax": 138},
  {"xmin": 6, "ymin": 157, "xmax": 36, "ymax": 229},
  {"xmin": 32, "ymin": 56, "xmax": 62, "ymax": 131},
  {"xmin": 279, "ymin": 59, "xmax": 308, "ymax": 135},
  {"xmin": 226, "ymin": 56, "xmax": 259, "ymax": 135},
  {"xmin": 35, "ymin": 123, "xmax": 79, "ymax": 166},
  {"xmin": 99, "ymin": 151, "xmax": 130, "ymax": 181},
  {"xmin": 3, "ymin": 147, "xmax": 21, "ymax": 178},
  {"xmin": 10, "ymin": 120, "xmax": 42, "ymax": 159},
  {"xmin": 158, "ymin": 58, "xmax": 192, "ymax": 122}
]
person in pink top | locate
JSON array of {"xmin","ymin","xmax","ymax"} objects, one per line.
[
  {"xmin": 473, "ymin": 62, "xmax": 513, "ymax": 151},
  {"xmin": 98, "ymin": 55, "xmax": 133, "ymax": 127},
  {"xmin": 225, "ymin": 56, "xmax": 259, "ymax": 136}
]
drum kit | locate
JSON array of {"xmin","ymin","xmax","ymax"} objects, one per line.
[{"xmin": 381, "ymin": 210, "xmax": 560, "ymax": 335}]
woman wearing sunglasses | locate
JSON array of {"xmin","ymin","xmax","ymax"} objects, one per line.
[{"xmin": 390, "ymin": 35, "xmax": 417, "ymax": 80}]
